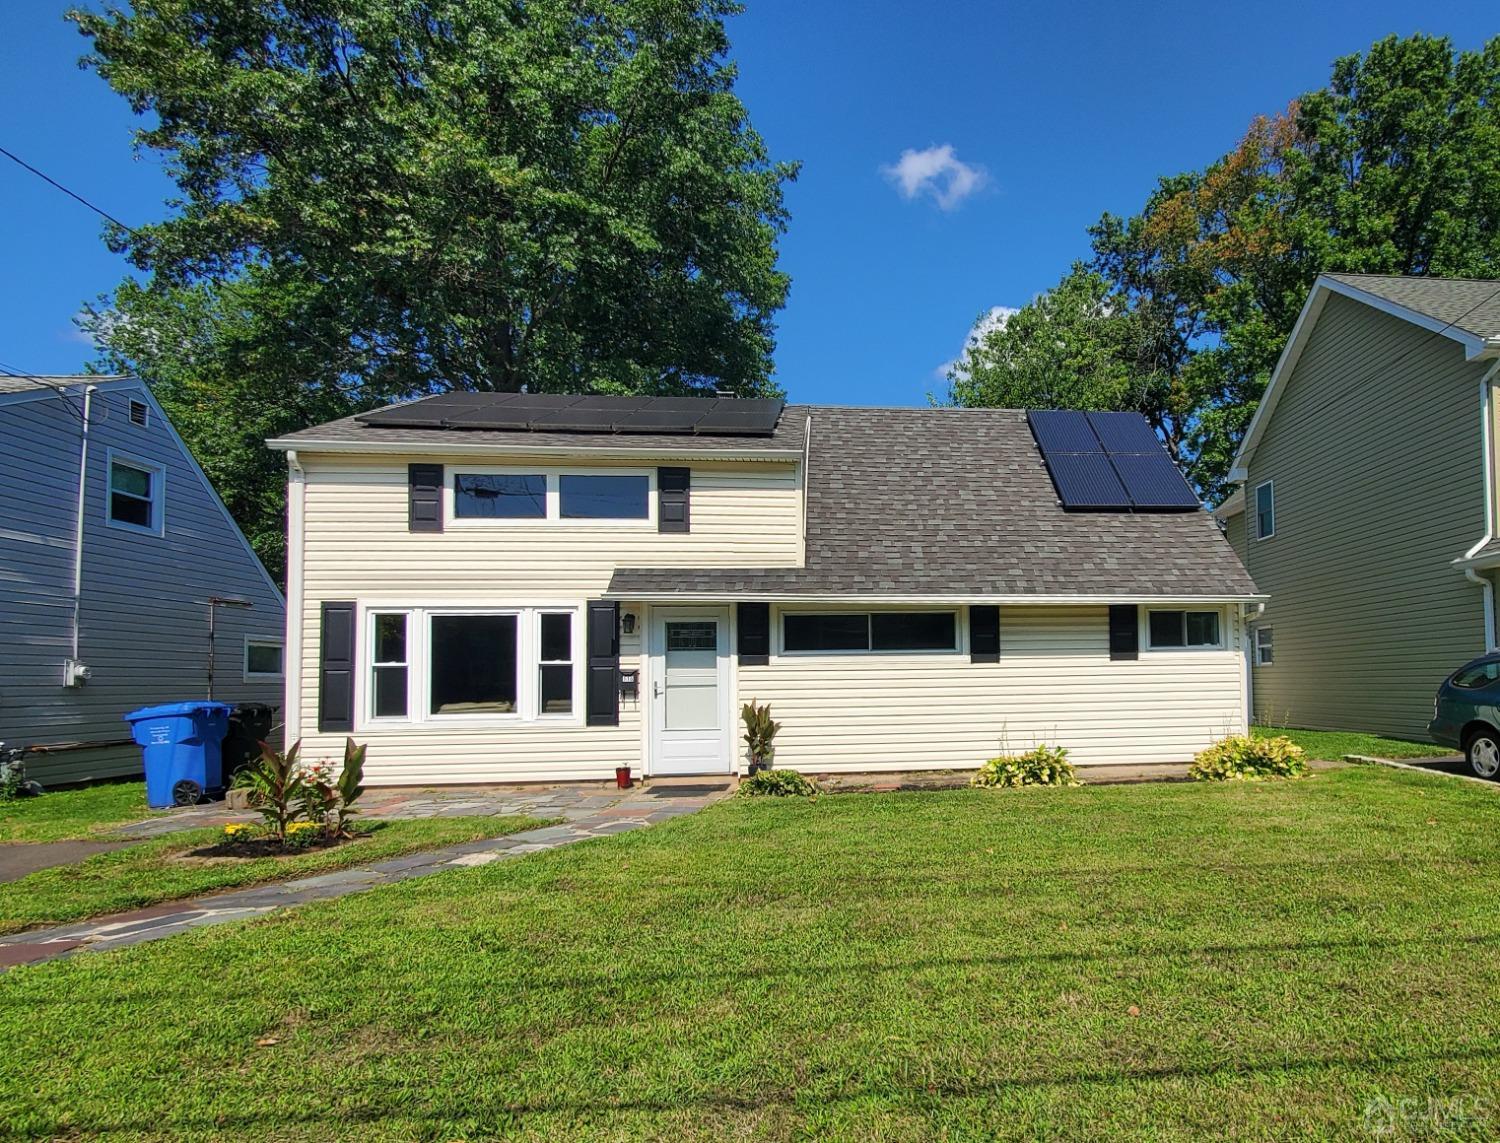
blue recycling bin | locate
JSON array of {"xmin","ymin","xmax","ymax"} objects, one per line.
[{"xmin": 125, "ymin": 701, "xmax": 232, "ymax": 808}]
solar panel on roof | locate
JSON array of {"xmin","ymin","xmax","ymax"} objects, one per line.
[
  {"xmin": 1027, "ymin": 408, "xmax": 1199, "ymax": 512},
  {"xmin": 1110, "ymin": 453, "xmax": 1200, "ymax": 509},
  {"xmin": 1086, "ymin": 411, "xmax": 1161, "ymax": 454},
  {"xmin": 1027, "ymin": 409, "xmax": 1101, "ymax": 454},
  {"xmin": 356, "ymin": 394, "xmax": 785, "ymax": 437},
  {"xmin": 1044, "ymin": 452, "xmax": 1132, "ymax": 510}
]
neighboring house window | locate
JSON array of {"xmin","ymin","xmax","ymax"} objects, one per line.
[
  {"xmin": 559, "ymin": 474, "xmax": 649, "ymax": 519},
  {"xmin": 447, "ymin": 470, "xmax": 654, "ymax": 525},
  {"xmin": 1147, "ymin": 609, "xmax": 1222, "ymax": 649},
  {"xmin": 128, "ymin": 399, "xmax": 149, "ymax": 427},
  {"xmin": 363, "ymin": 606, "xmax": 582, "ymax": 725},
  {"xmin": 369, "ymin": 612, "xmax": 410, "ymax": 719},
  {"xmin": 244, "ymin": 639, "xmax": 284, "ymax": 679},
  {"xmin": 106, "ymin": 452, "xmax": 164, "ymax": 535},
  {"xmin": 782, "ymin": 611, "xmax": 958, "ymax": 654},
  {"xmin": 454, "ymin": 474, "xmax": 546, "ymax": 519},
  {"xmin": 1254, "ymin": 481, "xmax": 1274, "ymax": 540},
  {"xmin": 1254, "ymin": 627, "xmax": 1274, "ymax": 666}
]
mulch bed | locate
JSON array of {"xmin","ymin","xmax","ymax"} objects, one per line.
[{"xmin": 185, "ymin": 831, "xmax": 370, "ymax": 861}]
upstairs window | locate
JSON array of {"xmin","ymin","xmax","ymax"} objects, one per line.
[
  {"xmin": 782, "ymin": 611, "xmax": 958, "ymax": 654},
  {"xmin": 1254, "ymin": 627, "xmax": 1274, "ymax": 666},
  {"xmin": 559, "ymin": 474, "xmax": 649, "ymax": 519},
  {"xmin": 1147, "ymin": 610, "xmax": 1222, "ymax": 649},
  {"xmin": 454, "ymin": 474, "xmax": 545, "ymax": 519},
  {"xmin": 1255, "ymin": 481, "xmax": 1275, "ymax": 540},
  {"xmin": 107, "ymin": 453, "xmax": 163, "ymax": 535}
]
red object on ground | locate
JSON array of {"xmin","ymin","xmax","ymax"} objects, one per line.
[{"xmin": 615, "ymin": 766, "xmax": 632, "ymax": 789}]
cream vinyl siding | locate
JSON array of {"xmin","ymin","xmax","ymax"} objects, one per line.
[
  {"xmin": 292, "ymin": 453, "xmax": 798, "ymax": 781},
  {"xmin": 1239, "ymin": 292, "xmax": 1491, "ymax": 738},
  {"xmin": 738, "ymin": 605, "xmax": 1246, "ymax": 770}
]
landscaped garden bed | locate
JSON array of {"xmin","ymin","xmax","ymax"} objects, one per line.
[{"xmin": 3, "ymin": 763, "xmax": 1498, "ymax": 1139}]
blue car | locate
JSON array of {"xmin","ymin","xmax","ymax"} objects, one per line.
[{"xmin": 1429, "ymin": 653, "xmax": 1500, "ymax": 778}]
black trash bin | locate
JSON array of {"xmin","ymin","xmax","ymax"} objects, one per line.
[{"xmin": 222, "ymin": 703, "xmax": 277, "ymax": 782}]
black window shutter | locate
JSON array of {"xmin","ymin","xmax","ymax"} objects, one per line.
[
  {"xmin": 586, "ymin": 600, "xmax": 620, "ymax": 726},
  {"xmin": 1108, "ymin": 605, "xmax": 1139, "ymax": 661},
  {"xmin": 319, "ymin": 601, "xmax": 356, "ymax": 732},
  {"xmin": 658, "ymin": 467, "xmax": 690, "ymax": 533},
  {"xmin": 970, "ymin": 605, "xmax": 1000, "ymax": 663},
  {"xmin": 408, "ymin": 463, "xmax": 444, "ymax": 532},
  {"xmin": 738, "ymin": 602, "xmax": 770, "ymax": 665}
]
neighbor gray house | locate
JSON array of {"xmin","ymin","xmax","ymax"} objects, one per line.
[
  {"xmin": 1216, "ymin": 274, "xmax": 1500, "ymax": 740},
  {"xmin": 0, "ymin": 375, "xmax": 286, "ymax": 785}
]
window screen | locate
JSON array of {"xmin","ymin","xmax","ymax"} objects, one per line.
[
  {"xmin": 559, "ymin": 474, "xmax": 649, "ymax": 519},
  {"xmin": 871, "ymin": 612, "xmax": 956, "ymax": 651},
  {"xmin": 454, "ymin": 474, "xmax": 546, "ymax": 518},
  {"xmin": 245, "ymin": 642, "xmax": 283, "ymax": 676},
  {"xmin": 109, "ymin": 460, "xmax": 156, "ymax": 530},
  {"xmin": 783, "ymin": 613, "xmax": 870, "ymax": 652}
]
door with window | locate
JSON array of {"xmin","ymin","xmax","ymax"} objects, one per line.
[{"xmin": 649, "ymin": 608, "xmax": 731, "ymax": 775}]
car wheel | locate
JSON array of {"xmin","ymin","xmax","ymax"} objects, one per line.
[{"xmin": 1466, "ymin": 730, "xmax": 1500, "ymax": 779}]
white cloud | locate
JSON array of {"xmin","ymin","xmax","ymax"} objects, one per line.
[
  {"xmin": 936, "ymin": 305, "xmax": 1020, "ymax": 380},
  {"xmin": 882, "ymin": 144, "xmax": 987, "ymax": 210}
]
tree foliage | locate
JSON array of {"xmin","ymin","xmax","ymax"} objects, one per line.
[
  {"xmin": 951, "ymin": 33, "xmax": 1500, "ymax": 502},
  {"xmin": 73, "ymin": 0, "xmax": 796, "ymax": 579}
]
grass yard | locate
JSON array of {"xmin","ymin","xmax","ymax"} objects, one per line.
[
  {"xmin": 0, "ymin": 780, "xmax": 155, "ymax": 842},
  {"xmin": 4, "ymin": 766, "xmax": 1500, "ymax": 1140},
  {"xmin": 0, "ymin": 815, "xmax": 553, "ymax": 935},
  {"xmin": 1252, "ymin": 723, "xmax": 1454, "ymax": 761}
]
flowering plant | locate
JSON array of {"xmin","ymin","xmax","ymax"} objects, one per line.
[{"xmin": 221, "ymin": 823, "xmax": 255, "ymax": 842}]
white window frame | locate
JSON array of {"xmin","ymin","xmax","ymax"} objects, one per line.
[
  {"xmin": 445, "ymin": 467, "xmax": 657, "ymax": 528},
  {"xmin": 1254, "ymin": 626, "xmax": 1274, "ymax": 666},
  {"xmin": 356, "ymin": 602, "xmax": 586, "ymax": 730},
  {"xmin": 1143, "ymin": 607, "xmax": 1227, "ymax": 652},
  {"xmin": 1254, "ymin": 479, "xmax": 1275, "ymax": 540},
  {"xmin": 104, "ymin": 449, "xmax": 165, "ymax": 537},
  {"xmin": 366, "ymin": 609, "xmax": 414, "ymax": 723},
  {"xmin": 776, "ymin": 609, "xmax": 962, "ymax": 657},
  {"xmin": 243, "ymin": 637, "xmax": 285, "ymax": 680}
]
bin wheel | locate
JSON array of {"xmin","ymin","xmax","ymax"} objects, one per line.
[{"xmin": 172, "ymin": 779, "xmax": 204, "ymax": 806}]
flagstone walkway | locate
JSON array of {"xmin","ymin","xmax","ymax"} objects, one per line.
[{"xmin": 0, "ymin": 780, "xmax": 731, "ymax": 971}]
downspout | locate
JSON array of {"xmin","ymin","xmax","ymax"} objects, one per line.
[
  {"xmin": 70, "ymin": 385, "xmax": 97, "ymax": 664},
  {"xmin": 799, "ymin": 414, "xmax": 812, "ymax": 567},
  {"xmin": 1464, "ymin": 362, "xmax": 1500, "ymax": 651},
  {"xmin": 284, "ymin": 450, "xmax": 306, "ymax": 740}
]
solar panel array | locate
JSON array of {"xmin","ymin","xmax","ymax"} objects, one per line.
[
  {"xmin": 1027, "ymin": 410, "xmax": 1200, "ymax": 511},
  {"xmin": 355, "ymin": 393, "xmax": 785, "ymax": 437}
]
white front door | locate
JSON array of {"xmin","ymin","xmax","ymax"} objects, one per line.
[{"xmin": 649, "ymin": 607, "xmax": 732, "ymax": 776}]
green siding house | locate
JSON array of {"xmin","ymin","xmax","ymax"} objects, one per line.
[{"xmin": 1217, "ymin": 274, "xmax": 1500, "ymax": 740}]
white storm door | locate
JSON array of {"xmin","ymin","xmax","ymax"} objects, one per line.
[{"xmin": 649, "ymin": 607, "xmax": 731, "ymax": 775}]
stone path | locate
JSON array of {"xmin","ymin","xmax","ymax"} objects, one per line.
[{"xmin": 0, "ymin": 780, "xmax": 730, "ymax": 970}]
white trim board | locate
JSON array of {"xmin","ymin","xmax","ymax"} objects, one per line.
[
  {"xmin": 266, "ymin": 436, "xmax": 802, "ymax": 463},
  {"xmin": 1230, "ymin": 276, "xmax": 1500, "ymax": 481}
]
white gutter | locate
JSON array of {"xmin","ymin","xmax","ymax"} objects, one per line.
[
  {"xmin": 602, "ymin": 591, "xmax": 1269, "ymax": 605},
  {"xmin": 1462, "ymin": 360, "xmax": 1500, "ymax": 650},
  {"xmin": 70, "ymin": 384, "xmax": 97, "ymax": 662}
]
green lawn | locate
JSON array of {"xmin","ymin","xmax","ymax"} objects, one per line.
[
  {"xmin": 4, "ymin": 767, "xmax": 1500, "ymax": 1140},
  {"xmin": 1252, "ymin": 724, "xmax": 1454, "ymax": 761},
  {"xmin": 0, "ymin": 779, "xmax": 155, "ymax": 842},
  {"xmin": 0, "ymin": 815, "xmax": 553, "ymax": 935}
]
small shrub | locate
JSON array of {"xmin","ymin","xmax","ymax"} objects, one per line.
[
  {"xmin": 233, "ymin": 740, "xmax": 307, "ymax": 841},
  {"xmin": 739, "ymin": 769, "xmax": 818, "ymax": 798},
  {"xmin": 970, "ymin": 745, "xmax": 1079, "ymax": 788},
  {"xmin": 1190, "ymin": 734, "xmax": 1308, "ymax": 781},
  {"xmin": 741, "ymin": 701, "xmax": 782, "ymax": 773}
]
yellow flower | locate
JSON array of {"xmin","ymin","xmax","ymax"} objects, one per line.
[{"xmin": 222, "ymin": 823, "xmax": 252, "ymax": 839}]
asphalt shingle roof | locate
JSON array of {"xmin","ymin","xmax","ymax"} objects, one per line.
[
  {"xmin": 1326, "ymin": 274, "xmax": 1500, "ymax": 340},
  {"xmin": 0, "ymin": 374, "xmax": 130, "ymax": 395},
  {"xmin": 608, "ymin": 405, "xmax": 1257, "ymax": 599}
]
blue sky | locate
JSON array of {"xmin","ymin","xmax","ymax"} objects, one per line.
[{"xmin": 1, "ymin": 1, "xmax": 1496, "ymax": 405}]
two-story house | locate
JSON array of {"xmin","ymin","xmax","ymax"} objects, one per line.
[
  {"xmin": 1217, "ymin": 274, "xmax": 1500, "ymax": 742},
  {"xmin": 270, "ymin": 395, "xmax": 1258, "ymax": 784},
  {"xmin": 1, "ymin": 375, "xmax": 286, "ymax": 785}
]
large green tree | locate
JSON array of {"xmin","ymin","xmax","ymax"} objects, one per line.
[
  {"xmin": 951, "ymin": 33, "xmax": 1500, "ymax": 502},
  {"xmin": 75, "ymin": 0, "xmax": 795, "ymax": 579}
]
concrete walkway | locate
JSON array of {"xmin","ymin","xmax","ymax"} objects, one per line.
[{"xmin": 0, "ymin": 780, "xmax": 731, "ymax": 971}]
